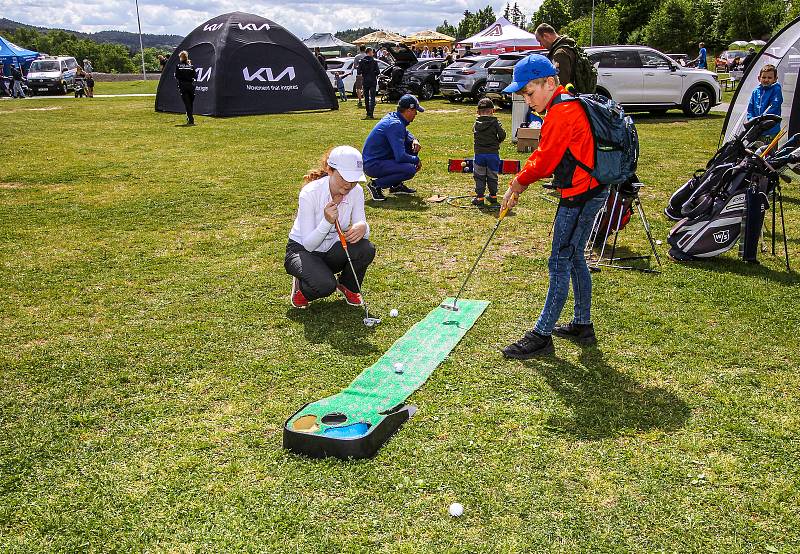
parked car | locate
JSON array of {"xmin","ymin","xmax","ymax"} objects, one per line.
[
  {"xmin": 26, "ymin": 56, "xmax": 79, "ymax": 95},
  {"xmin": 325, "ymin": 57, "xmax": 390, "ymax": 97},
  {"xmin": 399, "ymin": 58, "xmax": 447, "ymax": 100},
  {"xmin": 378, "ymin": 43, "xmax": 420, "ymax": 101},
  {"xmin": 439, "ymin": 55, "xmax": 498, "ymax": 102},
  {"xmin": 586, "ymin": 45, "xmax": 722, "ymax": 116},
  {"xmin": 715, "ymin": 50, "xmax": 748, "ymax": 72},
  {"xmin": 485, "ymin": 52, "xmax": 536, "ymax": 107}
]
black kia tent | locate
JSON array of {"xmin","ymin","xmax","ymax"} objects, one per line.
[{"xmin": 156, "ymin": 12, "xmax": 338, "ymax": 117}]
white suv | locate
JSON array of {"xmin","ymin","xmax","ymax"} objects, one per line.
[{"xmin": 586, "ymin": 45, "xmax": 722, "ymax": 116}]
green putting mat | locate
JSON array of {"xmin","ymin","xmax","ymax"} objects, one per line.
[{"xmin": 284, "ymin": 299, "xmax": 489, "ymax": 457}]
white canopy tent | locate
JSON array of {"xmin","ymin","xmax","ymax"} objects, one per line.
[
  {"xmin": 723, "ymin": 17, "xmax": 800, "ymax": 143},
  {"xmin": 458, "ymin": 17, "xmax": 540, "ymax": 53}
]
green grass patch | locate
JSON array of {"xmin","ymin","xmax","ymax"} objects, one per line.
[{"xmin": 1, "ymin": 95, "xmax": 798, "ymax": 552}]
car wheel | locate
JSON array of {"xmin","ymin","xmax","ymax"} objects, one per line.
[
  {"xmin": 595, "ymin": 88, "xmax": 611, "ymax": 100},
  {"xmin": 61, "ymin": 82, "xmax": 68, "ymax": 95},
  {"xmin": 472, "ymin": 81, "xmax": 487, "ymax": 100},
  {"xmin": 682, "ymin": 86, "xmax": 712, "ymax": 116},
  {"xmin": 420, "ymin": 82, "xmax": 435, "ymax": 101}
]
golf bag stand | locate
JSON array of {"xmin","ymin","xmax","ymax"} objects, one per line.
[
  {"xmin": 771, "ymin": 184, "xmax": 791, "ymax": 271},
  {"xmin": 585, "ymin": 179, "xmax": 662, "ymax": 273}
]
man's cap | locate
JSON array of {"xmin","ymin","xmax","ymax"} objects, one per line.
[
  {"xmin": 504, "ymin": 54, "xmax": 558, "ymax": 93},
  {"xmin": 328, "ymin": 145, "xmax": 366, "ymax": 183},
  {"xmin": 477, "ymin": 97, "xmax": 494, "ymax": 110},
  {"xmin": 397, "ymin": 93, "xmax": 424, "ymax": 112}
]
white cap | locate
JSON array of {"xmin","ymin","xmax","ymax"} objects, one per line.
[{"xmin": 327, "ymin": 145, "xmax": 366, "ymax": 183}]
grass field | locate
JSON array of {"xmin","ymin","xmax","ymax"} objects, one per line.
[{"xmin": 1, "ymin": 89, "xmax": 798, "ymax": 552}]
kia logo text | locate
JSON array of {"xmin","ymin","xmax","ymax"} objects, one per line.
[{"xmin": 242, "ymin": 67, "xmax": 296, "ymax": 82}]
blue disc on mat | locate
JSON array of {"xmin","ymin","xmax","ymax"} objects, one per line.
[{"xmin": 322, "ymin": 423, "xmax": 370, "ymax": 439}]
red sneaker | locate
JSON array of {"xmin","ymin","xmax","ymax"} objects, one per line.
[
  {"xmin": 291, "ymin": 277, "xmax": 308, "ymax": 309},
  {"xmin": 336, "ymin": 284, "xmax": 363, "ymax": 306}
]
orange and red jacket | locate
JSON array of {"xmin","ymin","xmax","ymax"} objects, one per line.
[{"xmin": 515, "ymin": 85, "xmax": 600, "ymax": 201}]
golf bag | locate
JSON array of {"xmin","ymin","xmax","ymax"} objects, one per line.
[
  {"xmin": 665, "ymin": 114, "xmax": 783, "ymax": 221},
  {"xmin": 667, "ymin": 136, "xmax": 800, "ymax": 261}
]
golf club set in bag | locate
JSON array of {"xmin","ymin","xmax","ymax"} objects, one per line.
[{"xmin": 665, "ymin": 114, "xmax": 799, "ymax": 269}]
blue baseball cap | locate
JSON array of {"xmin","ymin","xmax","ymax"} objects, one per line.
[
  {"xmin": 503, "ymin": 54, "xmax": 558, "ymax": 93},
  {"xmin": 397, "ymin": 94, "xmax": 424, "ymax": 112}
]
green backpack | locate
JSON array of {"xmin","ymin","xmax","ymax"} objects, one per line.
[{"xmin": 561, "ymin": 43, "xmax": 598, "ymax": 94}]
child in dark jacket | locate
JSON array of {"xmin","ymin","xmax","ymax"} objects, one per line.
[
  {"xmin": 334, "ymin": 71, "xmax": 347, "ymax": 101},
  {"xmin": 472, "ymin": 98, "xmax": 507, "ymax": 206},
  {"xmin": 746, "ymin": 64, "xmax": 782, "ymax": 140}
]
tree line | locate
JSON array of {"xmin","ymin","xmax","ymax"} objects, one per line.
[
  {"xmin": 1, "ymin": 25, "xmax": 172, "ymax": 73},
  {"xmin": 438, "ymin": 0, "xmax": 797, "ymax": 54}
]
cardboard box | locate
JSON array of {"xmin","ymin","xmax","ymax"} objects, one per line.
[{"xmin": 516, "ymin": 127, "xmax": 540, "ymax": 152}]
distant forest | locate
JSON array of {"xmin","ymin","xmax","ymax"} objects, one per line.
[{"xmin": 0, "ymin": 18, "xmax": 182, "ymax": 50}]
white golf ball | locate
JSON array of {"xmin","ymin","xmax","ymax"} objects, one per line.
[
  {"xmin": 390, "ymin": 309, "xmax": 399, "ymax": 317},
  {"xmin": 393, "ymin": 362, "xmax": 404, "ymax": 374},
  {"xmin": 448, "ymin": 502, "xmax": 464, "ymax": 517}
]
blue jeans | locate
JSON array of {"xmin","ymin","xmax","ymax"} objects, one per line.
[
  {"xmin": 364, "ymin": 159, "xmax": 417, "ymax": 189},
  {"xmin": 473, "ymin": 153, "xmax": 500, "ymax": 197},
  {"xmin": 534, "ymin": 188, "xmax": 609, "ymax": 336}
]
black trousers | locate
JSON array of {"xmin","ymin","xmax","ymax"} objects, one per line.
[
  {"xmin": 180, "ymin": 87, "xmax": 195, "ymax": 123},
  {"xmin": 363, "ymin": 83, "xmax": 377, "ymax": 117},
  {"xmin": 284, "ymin": 239, "xmax": 376, "ymax": 301}
]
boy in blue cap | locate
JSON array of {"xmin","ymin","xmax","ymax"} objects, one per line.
[
  {"xmin": 362, "ymin": 94, "xmax": 423, "ymax": 201},
  {"xmin": 499, "ymin": 54, "xmax": 610, "ymax": 358}
]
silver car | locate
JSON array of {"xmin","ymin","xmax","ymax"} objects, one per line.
[{"xmin": 439, "ymin": 55, "xmax": 498, "ymax": 102}]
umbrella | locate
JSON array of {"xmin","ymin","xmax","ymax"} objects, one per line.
[
  {"xmin": 303, "ymin": 33, "xmax": 355, "ymax": 50},
  {"xmin": 403, "ymin": 29, "xmax": 455, "ymax": 46},
  {"xmin": 353, "ymin": 30, "xmax": 405, "ymax": 45},
  {"xmin": 730, "ymin": 40, "xmax": 749, "ymax": 47},
  {"xmin": 750, "ymin": 40, "xmax": 766, "ymax": 46}
]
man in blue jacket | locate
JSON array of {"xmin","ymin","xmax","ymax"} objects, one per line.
[{"xmin": 362, "ymin": 94, "xmax": 423, "ymax": 201}]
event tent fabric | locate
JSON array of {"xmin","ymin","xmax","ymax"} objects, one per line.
[
  {"xmin": 303, "ymin": 33, "xmax": 355, "ymax": 50},
  {"xmin": 353, "ymin": 31, "xmax": 405, "ymax": 45},
  {"xmin": 0, "ymin": 35, "xmax": 39, "ymax": 69},
  {"xmin": 403, "ymin": 30, "xmax": 455, "ymax": 47},
  {"xmin": 155, "ymin": 12, "xmax": 337, "ymax": 117},
  {"xmin": 722, "ymin": 16, "xmax": 800, "ymax": 143},
  {"xmin": 459, "ymin": 17, "xmax": 540, "ymax": 50}
]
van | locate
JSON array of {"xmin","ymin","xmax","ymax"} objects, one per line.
[{"xmin": 27, "ymin": 56, "xmax": 79, "ymax": 95}]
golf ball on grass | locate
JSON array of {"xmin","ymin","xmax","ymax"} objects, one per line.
[
  {"xmin": 393, "ymin": 362, "xmax": 404, "ymax": 374},
  {"xmin": 448, "ymin": 502, "xmax": 464, "ymax": 517},
  {"xmin": 389, "ymin": 308, "xmax": 399, "ymax": 317}
]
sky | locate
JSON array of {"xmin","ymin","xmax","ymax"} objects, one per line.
[{"xmin": 3, "ymin": 1, "xmax": 545, "ymax": 39}]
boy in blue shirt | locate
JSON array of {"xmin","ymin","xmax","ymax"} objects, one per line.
[
  {"xmin": 746, "ymin": 64, "xmax": 782, "ymax": 140},
  {"xmin": 334, "ymin": 71, "xmax": 347, "ymax": 102}
]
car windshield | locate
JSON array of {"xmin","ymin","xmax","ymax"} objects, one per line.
[
  {"xmin": 490, "ymin": 57, "xmax": 523, "ymax": 68},
  {"xmin": 727, "ymin": 51, "xmax": 747, "ymax": 59},
  {"xmin": 326, "ymin": 60, "xmax": 347, "ymax": 70},
  {"xmin": 445, "ymin": 61, "xmax": 473, "ymax": 69},
  {"xmin": 30, "ymin": 61, "xmax": 60, "ymax": 72}
]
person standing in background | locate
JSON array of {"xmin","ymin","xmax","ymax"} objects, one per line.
[{"xmin": 174, "ymin": 50, "xmax": 196, "ymax": 125}]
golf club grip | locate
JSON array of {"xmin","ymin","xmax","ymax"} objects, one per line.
[
  {"xmin": 334, "ymin": 221, "xmax": 348, "ymax": 249},
  {"xmin": 499, "ymin": 192, "xmax": 518, "ymax": 219}
]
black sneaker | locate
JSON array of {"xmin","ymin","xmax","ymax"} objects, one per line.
[
  {"xmin": 501, "ymin": 331, "xmax": 554, "ymax": 359},
  {"xmin": 552, "ymin": 322, "xmax": 597, "ymax": 345},
  {"xmin": 471, "ymin": 196, "xmax": 485, "ymax": 207},
  {"xmin": 389, "ymin": 183, "xmax": 416, "ymax": 195},
  {"xmin": 486, "ymin": 195, "xmax": 499, "ymax": 205},
  {"xmin": 366, "ymin": 181, "xmax": 386, "ymax": 201}
]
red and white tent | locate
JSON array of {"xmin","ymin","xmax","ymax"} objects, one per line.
[{"xmin": 458, "ymin": 17, "xmax": 541, "ymax": 54}]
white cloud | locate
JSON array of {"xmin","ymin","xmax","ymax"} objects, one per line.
[{"xmin": 1, "ymin": 0, "xmax": 533, "ymax": 39}]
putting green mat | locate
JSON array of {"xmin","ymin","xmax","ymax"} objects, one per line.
[{"xmin": 286, "ymin": 299, "xmax": 489, "ymax": 440}]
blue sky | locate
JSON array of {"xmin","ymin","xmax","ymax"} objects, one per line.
[{"xmin": 3, "ymin": 1, "xmax": 544, "ymax": 39}]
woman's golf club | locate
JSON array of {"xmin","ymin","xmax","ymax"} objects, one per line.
[
  {"xmin": 441, "ymin": 193, "xmax": 517, "ymax": 312},
  {"xmin": 335, "ymin": 221, "xmax": 381, "ymax": 327}
]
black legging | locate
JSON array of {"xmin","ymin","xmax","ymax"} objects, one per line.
[
  {"xmin": 363, "ymin": 82, "xmax": 377, "ymax": 117},
  {"xmin": 284, "ymin": 239, "xmax": 376, "ymax": 300},
  {"xmin": 179, "ymin": 87, "xmax": 195, "ymax": 123}
]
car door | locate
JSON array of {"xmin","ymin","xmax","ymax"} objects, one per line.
[
  {"xmin": 595, "ymin": 50, "xmax": 642, "ymax": 103},
  {"xmin": 639, "ymin": 49, "xmax": 682, "ymax": 103}
]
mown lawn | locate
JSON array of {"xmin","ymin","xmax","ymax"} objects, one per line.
[{"xmin": 0, "ymin": 92, "xmax": 798, "ymax": 552}]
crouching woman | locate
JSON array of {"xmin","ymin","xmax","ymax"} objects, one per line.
[{"xmin": 285, "ymin": 146, "xmax": 376, "ymax": 309}]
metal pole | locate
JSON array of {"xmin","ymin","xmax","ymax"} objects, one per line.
[
  {"xmin": 590, "ymin": 0, "xmax": 595, "ymax": 46},
  {"xmin": 135, "ymin": 0, "xmax": 147, "ymax": 80}
]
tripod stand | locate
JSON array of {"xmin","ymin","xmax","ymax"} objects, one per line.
[{"xmin": 585, "ymin": 180, "xmax": 662, "ymax": 273}]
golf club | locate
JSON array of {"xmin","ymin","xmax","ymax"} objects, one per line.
[
  {"xmin": 335, "ymin": 221, "xmax": 381, "ymax": 327},
  {"xmin": 441, "ymin": 193, "xmax": 517, "ymax": 312}
]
